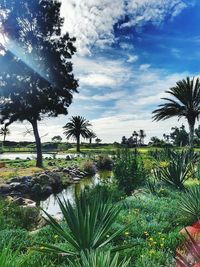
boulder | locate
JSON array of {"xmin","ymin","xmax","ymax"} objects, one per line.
[
  {"xmin": 31, "ymin": 183, "xmax": 42, "ymax": 197},
  {"xmin": 38, "ymin": 174, "xmax": 50, "ymax": 185},
  {"xmin": 41, "ymin": 185, "xmax": 53, "ymax": 196},
  {"xmin": 0, "ymin": 184, "xmax": 12, "ymax": 194},
  {"xmin": 14, "ymin": 183, "xmax": 30, "ymax": 194}
]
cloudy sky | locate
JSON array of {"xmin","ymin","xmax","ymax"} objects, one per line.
[{"xmin": 7, "ymin": 0, "xmax": 200, "ymax": 143}]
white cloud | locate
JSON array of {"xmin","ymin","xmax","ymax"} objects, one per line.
[
  {"xmin": 122, "ymin": 0, "xmax": 189, "ymax": 28},
  {"xmin": 61, "ymin": 0, "xmax": 191, "ymax": 55},
  {"xmin": 91, "ymin": 115, "xmax": 187, "ymax": 143},
  {"xmin": 61, "ymin": 0, "xmax": 124, "ymax": 55},
  {"xmin": 76, "ymin": 91, "xmax": 125, "ymax": 101},
  {"xmin": 72, "ymin": 56, "xmax": 132, "ymax": 89},
  {"xmin": 127, "ymin": 55, "xmax": 138, "ymax": 63},
  {"xmin": 80, "ymin": 74, "xmax": 116, "ymax": 87},
  {"xmin": 139, "ymin": 64, "xmax": 151, "ymax": 71}
]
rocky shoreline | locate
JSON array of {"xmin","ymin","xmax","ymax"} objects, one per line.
[{"xmin": 0, "ymin": 167, "xmax": 90, "ymax": 207}]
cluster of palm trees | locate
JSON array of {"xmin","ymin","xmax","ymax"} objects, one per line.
[{"xmin": 121, "ymin": 129, "xmax": 146, "ymax": 147}]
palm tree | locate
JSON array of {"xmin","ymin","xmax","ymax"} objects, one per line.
[
  {"xmin": 87, "ymin": 131, "xmax": 97, "ymax": 145},
  {"xmin": 63, "ymin": 116, "xmax": 92, "ymax": 152},
  {"xmin": 138, "ymin": 129, "xmax": 146, "ymax": 145},
  {"xmin": 152, "ymin": 77, "xmax": 200, "ymax": 148},
  {"xmin": 132, "ymin": 131, "xmax": 139, "ymax": 146},
  {"xmin": 0, "ymin": 126, "xmax": 10, "ymax": 149}
]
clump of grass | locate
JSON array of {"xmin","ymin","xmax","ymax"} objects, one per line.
[
  {"xmin": 81, "ymin": 160, "xmax": 96, "ymax": 175},
  {"xmin": 113, "ymin": 149, "xmax": 147, "ymax": 195},
  {"xmin": 96, "ymin": 155, "xmax": 113, "ymax": 170}
]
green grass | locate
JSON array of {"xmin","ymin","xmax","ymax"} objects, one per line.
[{"xmin": 0, "ymin": 184, "xmax": 193, "ymax": 266}]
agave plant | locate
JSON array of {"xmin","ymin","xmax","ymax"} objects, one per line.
[
  {"xmin": 39, "ymin": 190, "xmax": 128, "ymax": 257},
  {"xmin": 153, "ymin": 150, "xmax": 197, "ymax": 190},
  {"xmin": 179, "ymin": 186, "xmax": 200, "ymax": 221},
  {"xmin": 68, "ymin": 249, "xmax": 130, "ymax": 267}
]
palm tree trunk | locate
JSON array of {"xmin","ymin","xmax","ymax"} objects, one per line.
[
  {"xmin": 31, "ymin": 119, "xmax": 43, "ymax": 167},
  {"xmin": 188, "ymin": 121, "xmax": 195, "ymax": 148},
  {"xmin": 76, "ymin": 135, "xmax": 80, "ymax": 152}
]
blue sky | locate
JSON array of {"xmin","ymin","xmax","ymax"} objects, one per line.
[{"xmin": 7, "ymin": 0, "xmax": 200, "ymax": 142}]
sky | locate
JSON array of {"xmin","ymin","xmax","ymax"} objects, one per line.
[{"xmin": 4, "ymin": 0, "xmax": 200, "ymax": 143}]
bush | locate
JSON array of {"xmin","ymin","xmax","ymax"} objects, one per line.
[
  {"xmin": 96, "ymin": 155, "xmax": 113, "ymax": 170},
  {"xmin": 113, "ymin": 149, "xmax": 147, "ymax": 195},
  {"xmin": 0, "ymin": 199, "xmax": 40, "ymax": 230},
  {"xmin": 81, "ymin": 160, "xmax": 96, "ymax": 175}
]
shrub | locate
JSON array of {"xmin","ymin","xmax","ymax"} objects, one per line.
[
  {"xmin": 96, "ymin": 155, "xmax": 113, "ymax": 170},
  {"xmin": 81, "ymin": 160, "xmax": 96, "ymax": 175},
  {"xmin": 84, "ymin": 183, "xmax": 124, "ymax": 203},
  {"xmin": 0, "ymin": 199, "xmax": 40, "ymax": 230},
  {"xmin": 179, "ymin": 185, "xmax": 200, "ymax": 221},
  {"xmin": 113, "ymin": 149, "xmax": 147, "ymax": 195}
]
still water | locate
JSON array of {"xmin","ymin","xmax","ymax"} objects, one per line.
[
  {"xmin": 40, "ymin": 171, "xmax": 112, "ymax": 218},
  {"xmin": 0, "ymin": 152, "xmax": 83, "ymax": 160}
]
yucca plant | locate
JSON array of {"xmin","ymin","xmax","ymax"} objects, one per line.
[
  {"xmin": 179, "ymin": 186, "xmax": 200, "ymax": 221},
  {"xmin": 68, "ymin": 249, "xmax": 130, "ymax": 267},
  {"xmin": 153, "ymin": 150, "xmax": 196, "ymax": 190},
  {"xmin": 39, "ymin": 190, "xmax": 128, "ymax": 257}
]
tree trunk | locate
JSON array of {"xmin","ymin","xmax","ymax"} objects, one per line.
[
  {"xmin": 31, "ymin": 119, "xmax": 43, "ymax": 167},
  {"xmin": 188, "ymin": 121, "xmax": 195, "ymax": 148},
  {"xmin": 76, "ymin": 135, "xmax": 80, "ymax": 152}
]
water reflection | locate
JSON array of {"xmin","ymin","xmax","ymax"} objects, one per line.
[
  {"xmin": 0, "ymin": 152, "xmax": 84, "ymax": 160},
  {"xmin": 40, "ymin": 171, "xmax": 112, "ymax": 218}
]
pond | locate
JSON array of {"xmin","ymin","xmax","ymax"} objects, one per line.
[
  {"xmin": 40, "ymin": 170, "xmax": 112, "ymax": 218},
  {"xmin": 0, "ymin": 152, "xmax": 84, "ymax": 160}
]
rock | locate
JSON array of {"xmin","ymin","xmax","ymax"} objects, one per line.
[
  {"xmin": 31, "ymin": 183, "xmax": 42, "ymax": 197},
  {"xmin": 42, "ymin": 185, "xmax": 53, "ymax": 196},
  {"xmin": 9, "ymin": 177, "xmax": 21, "ymax": 183},
  {"xmin": 37, "ymin": 174, "xmax": 50, "ymax": 185},
  {"xmin": 13, "ymin": 197, "xmax": 25, "ymax": 205},
  {"xmin": 10, "ymin": 191, "xmax": 23, "ymax": 198},
  {"xmin": 0, "ymin": 184, "xmax": 12, "ymax": 194},
  {"xmin": 63, "ymin": 168, "xmax": 70, "ymax": 173},
  {"xmin": 21, "ymin": 176, "xmax": 32, "ymax": 183},
  {"xmin": 23, "ymin": 198, "xmax": 36, "ymax": 208},
  {"xmin": 14, "ymin": 183, "xmax": 30, "ymax": 194},
  {"xmin": 9, "ymin": 182, "xmax": 21, "ymax": 188},
  {"xmin": 73, "ymin": 177, "xmax": 81, "ymax": 182}
]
